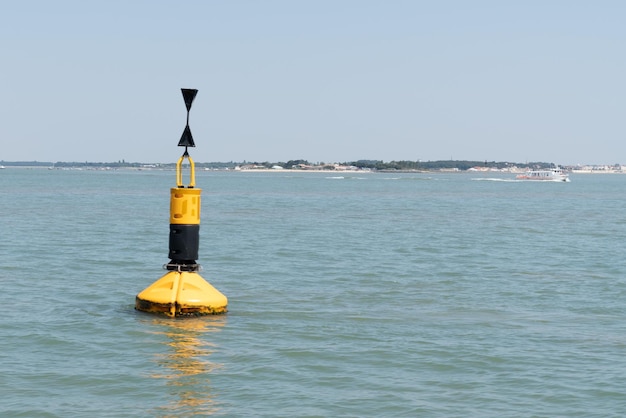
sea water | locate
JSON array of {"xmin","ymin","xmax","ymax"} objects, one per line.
[{"xmin": 1, "ymin": 168, "xmax": 626, "ymax": 417}]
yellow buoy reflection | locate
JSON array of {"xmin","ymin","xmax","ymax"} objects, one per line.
[{"xmin": 147, "ymin": 316, "xmax": 226, "ymax": 416}]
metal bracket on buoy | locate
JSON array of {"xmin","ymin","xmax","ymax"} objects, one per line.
[
  {"xmin": 176, "ymin": 150, "xmax": 196, "ymax": 188},
  {"xmin": 135, "ymin": 88, "xmax": 228, "ymax": 317}
]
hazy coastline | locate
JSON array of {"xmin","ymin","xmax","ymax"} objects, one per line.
[{"xmin": 1, "ymin": 160, "xmax": 624, "ymax": 174}]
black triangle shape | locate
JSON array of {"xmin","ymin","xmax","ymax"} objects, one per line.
[
  {"xmin": 178, "ymin": 125, "xmax": 195, "ymax": 147},
  {"xmin": 181, "ymin": 89, "xmax": 198, "ymax": 112}
]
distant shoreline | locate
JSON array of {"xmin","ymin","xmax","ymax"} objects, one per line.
[
  {"xmin": 2, "ymin": 159, "xmax": 624, "ymax": 173},
  {"xmin": 2, "ymin": 165, "xmax": 624, "ymax": 174}
]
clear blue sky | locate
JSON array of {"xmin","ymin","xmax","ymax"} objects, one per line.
[{"xmin": 1, "ymin": 1, "xmax": 625, "ymax": 165}]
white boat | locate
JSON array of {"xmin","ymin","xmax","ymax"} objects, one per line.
[{"xmin": 516, "ymin": 166, "xmax": 570, "ymax": 182}]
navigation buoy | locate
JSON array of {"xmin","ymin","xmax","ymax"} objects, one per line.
[{"xmin": 135, "ymin": 88, "xmax": 228, "ymax": 317}]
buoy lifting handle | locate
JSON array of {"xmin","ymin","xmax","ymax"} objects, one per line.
[{"xmin": 176, "ymin": 149, "xmax": 196, "ymax": 188}]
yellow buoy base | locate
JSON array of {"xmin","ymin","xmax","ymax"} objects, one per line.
[{"xmin": 135, "ymin": 271, "xmax": 228, "ymax": 317}]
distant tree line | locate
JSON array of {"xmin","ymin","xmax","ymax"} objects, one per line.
[
  {"xmin": 344, "ymin": 160, "xmax": 553, "ymax": 171},
  {"xmin": 1, "ymin": 159, "xmax": 555, "ymax": 171}
]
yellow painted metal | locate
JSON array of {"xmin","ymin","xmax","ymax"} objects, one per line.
[
  {"xmin": 170, "ymin": 187, "xmax": 201, "ymax": 225},
  {"xmin": 135, "ymin": 271, "xmax": 228, "ymax": 317},
  {"xmin": 176, "ymin": 153, "xmax": 196, "ymax": 188}
]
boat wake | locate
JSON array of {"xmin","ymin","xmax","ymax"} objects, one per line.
[
  {"xmin": 472, "ymin": 178, "xmax": 519, "ymax": 182},
  {"xmin": 325, "ymin": 176, "xmax": 370, "ymax": 180}
]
